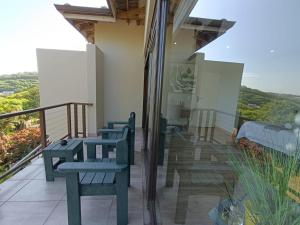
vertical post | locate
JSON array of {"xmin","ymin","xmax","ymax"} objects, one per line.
[
  {"xmin": 205, "ymin": 110, "xmax": 210, "ymax": 141},
  {"xmin": 39, "ymin": 110, "xmax": 47, "ymax": 148},
  {"xmin": 210, "ymin": 110, "xmax": 217, "ymax": 143},
  {"xmin": 74, "ymin": 104, "xmax": 78, "ymax": 138},
  {"xmin": 67, "ymin": 104, "xmax": 72, "ymax": 138},
  {"xmin": 82, "ymin": 104, "xmax": 86, "ymax": 138}
]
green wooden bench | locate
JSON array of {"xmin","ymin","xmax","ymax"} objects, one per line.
[
  {"xmin": 85, "ymin": 126, "xmax": 131, "ymax": 186},
  {"xmin": 58, "ymin": 127, "xmax": 129, "ymax": 225},
  {"xmin": 97, "ymin": 112, "xmax": 136, "ymax": 165},
  {"xmin": 158, "ymin": 117, "xmax": 167, "ymax": 165}
]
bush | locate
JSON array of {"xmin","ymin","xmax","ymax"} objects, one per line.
[{"xmin": 0, "ymin": 127, "xmax": 40, "ymax": 173}]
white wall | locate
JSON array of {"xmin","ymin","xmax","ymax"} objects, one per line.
[
  {"xmin": 191, "ymin": 54, "xmax": 244, "ymax": 132},
  {"xmin": 94, "ymin": 21, "xmax": 144, "ymax": 127},
  {"xmin": 37, "ymin": 49, "xmax": 88, "ymax": 140},
  {"xmin": 37, "ymin": 48, "xmax": 88, "ymax": 105},
  {"xmin": 163, "ymin": 49, "xmax": 243, "ymax": 133},
  {"xmin": 163, "ymin": 27, "xmax": 196, "ymax": 119},
  {"xmin": 37, "ymin": 46, "xmax": 104, "ymax": 138}
]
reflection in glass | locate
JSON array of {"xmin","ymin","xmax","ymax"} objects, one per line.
[{"xmin": 156, "ymin": 0, "xmax": 300, "ymax": 224}]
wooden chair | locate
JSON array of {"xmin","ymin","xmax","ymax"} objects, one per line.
[
  {"xmin": 165, "ymin": 130, "xmax": 236, "ymax": 224},
  {"xmin": 97, "ymin": 112, "xmax": 136, "ymax": 165},
  {"xmin": 58, "ymin": 127, "xmax": 129, "ymax": 225}
]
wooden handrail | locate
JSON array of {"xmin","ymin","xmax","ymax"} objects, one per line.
[{"xmin": 0, "ymin": 102, "xmax": 92, "ymax": 119}]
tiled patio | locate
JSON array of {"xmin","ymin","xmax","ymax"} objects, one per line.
[{"xmin": 0, "ymin": 132, "xmax": 145, "ymax": 225}]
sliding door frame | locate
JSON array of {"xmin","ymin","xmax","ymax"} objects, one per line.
[{"xmin": 142, "ymin": 0, "xmax": 169, "ymax": 224}]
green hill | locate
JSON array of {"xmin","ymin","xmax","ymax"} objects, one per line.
[
  {"xmin": 0, "ymin": 72, "xmax": 39, "ymax": 93},
  {"xmin": 0, "ymin": 72, "xmax": 40, "ymax": 114},
  {"xmin": 0, "ymin": 72, "xmax": 40, "ymax": 134},
  {"xmin": 238, "ymin": 86, "xmax": 300, "ymax": 125}
]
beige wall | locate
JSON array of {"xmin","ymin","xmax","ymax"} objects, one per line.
[
  {"xmin": 86, "ymin": 44, "xmax": 105, "ymax": 136},
  {"xmin": 190, "ymin": 54, "xmax": 244, "ymax": 132},
  {"xmin": 37, "ymin": 48, "xmax": 88, "ymax": 139},
  {"xmin": 37, "ymin": 48, "xmax": 88, "ymax": 106},
  {"xmin": 37, "ymin": 46, "xmax": 105, "ymax": 138},
  {"xmin": 94, "ymin": 21, "xmax": 144, "ymax": 127}
]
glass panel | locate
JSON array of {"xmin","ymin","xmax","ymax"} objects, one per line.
[{"xmin": 156, "ymin": 0, "xmax": 300, "ymax": 224}]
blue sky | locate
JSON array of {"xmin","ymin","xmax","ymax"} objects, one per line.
[
  {"xmin": 190, "ymin": 0, "xmax": 300, "ymax": 95},
  {"xmin": 0, "ymin": 0, "xmax": 299, "ymax": 95}
]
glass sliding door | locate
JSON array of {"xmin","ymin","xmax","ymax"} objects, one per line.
[
  {"xmin": 143, "ymin": 2, "xmax": 169, "ymax": 223},
  {"xmin": 155, "ymin": 0, "xmax": 300, "ymax": 225}
]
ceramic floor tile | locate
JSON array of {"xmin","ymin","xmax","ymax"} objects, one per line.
[
  {"xmin": 9, "ymin": 164, "xmax": 44, "ymax": 180},
  {"xmin": 0, "ymin": 179, "xmax": 30, "ymax": 201},
  {"xmin": 0, "ymin": 129, "xmax": 146, "ymax": 225},
  {"xmin": 31, "ymin": 157, "xmax": 45, "ymax": 165},
  {"xmin": 9, "ymin": 179, "xmax": 66, "ymax": 201},
  {"xmin": 44, "ymin": 200, "xmax": 113, "ymax": 225},
  {"xmin": 0, "ymin": 201, "xmax": 58, "ymax": 225}
]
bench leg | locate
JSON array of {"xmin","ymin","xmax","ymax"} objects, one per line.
[
  {"xmin": 175, "ymin": 181, "xmax": 189, "ymax": 224},
  {"xmin": 116, "ymin": 170, "xmax": 128, "ymax": 225},
  {"xmin": 102, "ymin": 132, "xmax": 110, "ymax": 158},
  {"xmin": 66, "ymin": 174, "xmax": 81, "ymax": 225},
  {"xmin": 66, "ymin": 154, "xmax": 74, "ymax": 162},
  {"xmin": 43, "ymin": 155, "xmax": 54, "ymax": 181},
  {"xmin": 77, "ymin": 148, "xmax": 84, "ymax": 161},
  {"xmin": 130, "ymin": 133, "xmax": 135, "ymax": 165},
  {"xmin": 165, "ymin": 148, "xmax": 176, "ymax": 187},
  {"xmin": 87, "ymin": 144, "xmax": 96, "ymax": 159},
  {"xmin": 102, "ymin": 146, "xmax": 110, "ymax": 158}
]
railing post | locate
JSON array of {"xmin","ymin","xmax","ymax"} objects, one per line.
[
  {"xmin": 74, "ymin": 104, "xmax": 78, "ymax": 138},
  {"xmin": 82, "ymin": 105, "xmax": 87, "ymax": 138},
  {"xmin": 39, "ymin": 110, "xmax": 47, "ymax": 148},
  {"xmin": 67, "ymin": 104, "xmax": 72, "ymax": 138}
]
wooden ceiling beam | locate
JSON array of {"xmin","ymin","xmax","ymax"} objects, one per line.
[
  {"xmin": 117, "ymin": 7, "xmax": 145, "ymax": 20},
  {"xmin": 107, "ymin": 0, "xmax": 117, "ymax": 19},
  {"xmin": 64, "ymin": 13, "xmax": 115, "ymax": 22},
  {"xmin": 182, "ymin": 24, "xmax": 228, "ymax": 33},
  {"xmin": 69, "ymin": 19, "xmax": 95, "ymax": 44}
]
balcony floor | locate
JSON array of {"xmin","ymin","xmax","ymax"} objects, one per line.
[{"xmin": 0, "ymin": 133, "xmax": 144, "ymax": 225}]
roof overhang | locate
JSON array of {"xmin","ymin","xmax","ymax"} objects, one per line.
[
  {"xmin": 55, "ymin": 0, "xmax": 235, "ymax": 52},
  {"xmin": 55, "ymin": 0, "xmax": 146, "ymax": 43},
  {"xmin": 183, "ymin": 17, "xmax": 235, "ymax": 51}
]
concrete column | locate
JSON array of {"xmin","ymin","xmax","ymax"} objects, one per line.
[{"xmin": 86, "ymin": 44, "xmax": 104, "ymax": 136}]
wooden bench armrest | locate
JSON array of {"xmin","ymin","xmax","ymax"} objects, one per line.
[
  {"xmin": 84, "ymin": 139, "xmax": 119, "ymax": 146},
  {"xmin": 108, "ymin": 121, "xmax": 128, "ymax": 128},
  {"xmin": 58, "ymin": 162, "xmax": 128, "ymax": 173},
  {"xmin": 97, "ymin": 128, "xmax": 123, "ymax": 136},
  {"xmin": 108, "ymin": 121, "xmax": 128, "ymax": 124}
]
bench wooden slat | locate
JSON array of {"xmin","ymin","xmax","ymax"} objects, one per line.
[
  {"xmin": 79, "ymin": 172, "xmax": 86, "ymax": 182},
  {"xmin": 103, "ymin": 172, "xmax": 116, "ymax": 184},
  {"xmin": 44, "ymin": 141, "xmax": 61, "ymax": 151},
  {"xmin": 92, "ymin": 172, "xmax": 105, "ymax": 184},
  {"xmin": 81, "ymin": 172, "xmax": 96, "ymax": 184}
]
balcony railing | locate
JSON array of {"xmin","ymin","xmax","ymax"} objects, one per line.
[{"xmin": 0, "ymin": 102, "xmax": 92, "ymax": 180}]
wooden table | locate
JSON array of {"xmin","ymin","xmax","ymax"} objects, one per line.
[{"xmin": 43, "ymin": 139, "xmax": 83, "ymax": 181}]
